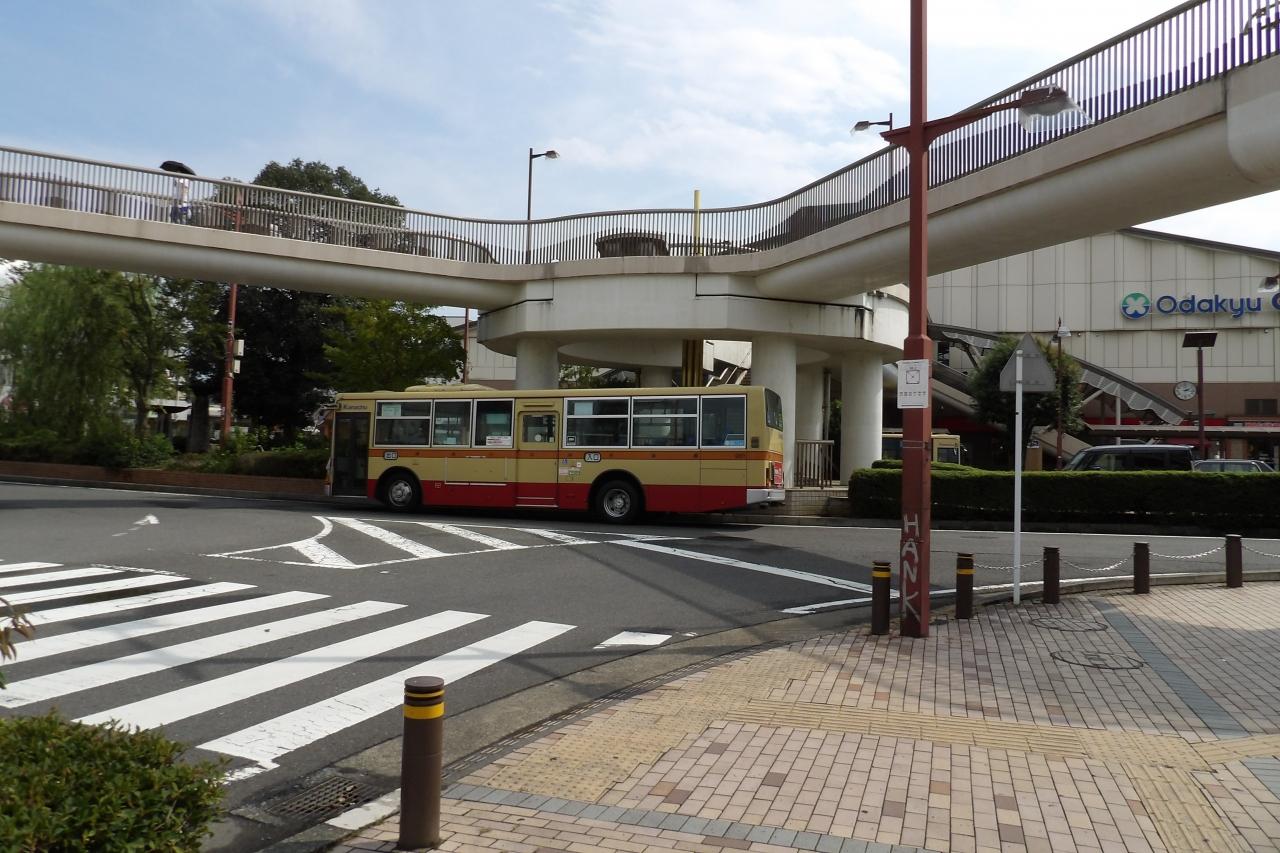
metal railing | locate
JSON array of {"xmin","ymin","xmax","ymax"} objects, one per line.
[
  {"xmin": 794, "ymin": 439, "xmax": 838, "ymax": 487},
  {"xmin": 0, "ymin": 0, "xmax": 1275, "ymax": 266}
]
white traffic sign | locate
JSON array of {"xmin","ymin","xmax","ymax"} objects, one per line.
[
  {"xmin": 896, "ymin": 359, "xmax": 930, "ymax": 409},
  {"xmin": 999, "ymin": 334, "xmax": 1056, "ymax": 393}
]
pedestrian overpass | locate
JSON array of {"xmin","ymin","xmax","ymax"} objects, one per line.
[{"xmin": 0, "ymin": 0, "xmax": 1277, "ymax": 482}]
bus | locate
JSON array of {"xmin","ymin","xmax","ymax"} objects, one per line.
[
  {"xmin": 881, "ymin": 431, "xmax": 965, "ymax": 465},
  {"xmin": 327, "ymin": 384, "xmax": 786, "ymax": 523}
]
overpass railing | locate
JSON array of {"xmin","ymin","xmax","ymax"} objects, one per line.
[{"xmin": 0, "ymin": 0, "xmax": 1275, "ymax": 266}]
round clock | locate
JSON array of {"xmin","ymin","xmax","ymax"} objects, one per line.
[{"xmin": 1174, "ymin": 380, "xmax": 1197, "ymax": 401}]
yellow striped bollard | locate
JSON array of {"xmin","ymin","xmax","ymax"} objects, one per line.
[
  {"xmin": 399, "ymin": 675, "xmax": 445, "ymax": 850},
  {"xmin": 956, "ymin": 553, "xmax": 974, "ymax": 619},
  {"xmin": 871, "ymin": 560, "xmax": 891, "ymax": 635}
]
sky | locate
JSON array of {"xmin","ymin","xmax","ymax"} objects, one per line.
[{"xmin": 1, "ymin": 0, "xmax": 1276, "ymax": 277}]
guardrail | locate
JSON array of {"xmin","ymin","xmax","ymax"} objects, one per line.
[{"xmin": 1, "ymin": 0, "xmax": 1275, "ymax": 265}]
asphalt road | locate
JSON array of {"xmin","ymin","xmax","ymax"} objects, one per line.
[{"xmin": 2, "ymin": 480, "xmax": 1275, "ymax": 851}]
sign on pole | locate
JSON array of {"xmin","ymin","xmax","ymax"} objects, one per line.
[
  {"xmin": 999, "ymin": 334, "xmax": 1056, "ymax": 393},
  {"xmin": 896, "ymin": 359, "xmax": 930, "ymax": 409}
]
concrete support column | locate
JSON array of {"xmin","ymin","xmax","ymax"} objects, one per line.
[
  {"xmin": 751, "ymin": 336, "xmax": 797, "ymax": 487},
  {"xmin": 795, "ymin": 365, "xmax": 824, "ymax": 441},
  {"xmin": 639, "ymin": 366, "xmax": 674, "ymax": 388},
  {"xmin": 840, "ymin": 350, "xmax": 883, "ymax": 481},
  {"xmin": 514, "ymin": 338, "xmax": 559, "ymax": 390}
]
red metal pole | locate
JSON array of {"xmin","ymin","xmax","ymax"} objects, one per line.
[{"xmin": 899, "ymin": 0, "xmax": 932, "ymax": 638}]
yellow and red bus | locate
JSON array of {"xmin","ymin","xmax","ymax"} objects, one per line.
[{"xmin": 327, "ymin": 384, "xmax": 786, "ymax": 522}]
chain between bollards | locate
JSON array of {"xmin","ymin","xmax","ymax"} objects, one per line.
[
  {"xmin": 1133, "ymin": 542, "xmax": 1150, "ymax": 594},
  {"xmin": 1226, "ymin": 534, "xmax": 1243, "ymax": 588},
  {"xmin": 955, "ymin": 553, "xmax": 973, "ymax": 619},
  {"xmin": 1042, "ymin": 546, "xmax": 1060, "ymax": 605},
  {"xmin": 871, "ymin": 561, "xmax": 891, "ymax": 635},
  {"xmin": 399, "ymin": 676, "xmax": 444, "ymax": 850}
]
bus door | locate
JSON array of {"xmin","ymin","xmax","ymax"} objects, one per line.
[
  {"xmin": 331, "ymin": 411, "xmax": 370, "ymax": 496},
  {"xmin": 515, "ymin": 407, "xmax": 559, "ymax": 507}
]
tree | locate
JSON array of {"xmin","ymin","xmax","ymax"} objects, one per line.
[
  {"xmin": 116, "ymin": 275, "xmax": 183, "ymax": 436},
  {"xmin": 161, "ymin": 279, "xmax": 226, "ymax": 453},
  {"xmin": 0, "ymin": 265, "xmax": 130, "ymax": 442},
  {"xmin": 968, "ymin": 335, "xmax": 1084, "ymax": 451},
  {"xmin": 321, "ymin": 300, "xmax": 462, "ymax": 392},
  {"xmin": 559, "ymin": 365, "xmax": 637, "ymax": 389},
  {"xmin": 225, "ymin": 159, "xmax": 410, "ymax": 441}
]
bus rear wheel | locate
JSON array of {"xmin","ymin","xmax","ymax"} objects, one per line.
[
  {"xmin": 380, "ymin": 471, "xmax": 421, "ymax": 512},
  {"xmin": 593, "ymin": 479, "xmax": 641, "ymax": 524}
]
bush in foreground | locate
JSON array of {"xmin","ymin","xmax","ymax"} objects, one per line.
[{"xmin": 0, "ymin": 712, "xmax": 226, "ymax": 851}]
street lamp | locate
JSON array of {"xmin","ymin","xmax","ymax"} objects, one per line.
[
  {"xmin": 1182, "ymin": 331, "xmax": 1218, "ymax": 459},
  {"xmin": 1053, "ymin": 319, "xmax": 1071, "ymax": 469},
  {"xmin": 850, "ymin": 113, "xmax": 893, "ymax": 134},
  {"xmin": 526, "ymin": 148, "xmax": 559, "ymax": 264},
  {"xmin": 856, "ymin": 0, "xmax": 1079, "ymax": 638}
]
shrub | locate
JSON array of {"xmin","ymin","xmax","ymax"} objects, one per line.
[
  {"xmin": 0, "ymin": 427, "xmax": 68, "ymax": 462},
  {"xmin": 0, "ymin": 712, "xmax": 226, "ymax": 851},
  {"xmin": 232, "ymin": 447, "xmax": 329, "ymax": 478},
  {"xmin": 848, "ymin": 468, "xmax": 1280, "ymax": 528}
]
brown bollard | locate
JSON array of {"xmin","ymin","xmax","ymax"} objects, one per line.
[
  {"xmin": 1043, "ymin": 547, "xmax": 1060, "ymax": 605},
  {"xmin": 1226, "ymin": 534, "xmax": 1243, "ymax": 588},
  {"xmin": 1134, "ymin": 542, "xmax": 1150, "ymax": 595},
  {"xmin": 399, "ymin": 676, "xmax": 445, "ymax": 850},
  {"xmin": 955, "ymin": 553, "xmax": 974, "ymax": 620},
  {"xmin": 871, "ymin": 561, "xmax": 891, "ymax": 635}
]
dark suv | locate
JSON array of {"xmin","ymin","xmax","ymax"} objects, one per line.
[{"xmin": 1064, "ymin": 444, "xmax": 1195, "ymax": 471}]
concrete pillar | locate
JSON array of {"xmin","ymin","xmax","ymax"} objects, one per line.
[
  {"xmin": 751, "ymin": 337, "xmax": 797, "ymax": 487},
  {"xmin": 795, "ymin": 365, "xmax": 824, "ymax": 440},
  {"xmin": 514, "ymin": 338, "xmax": 559, "ymax": 390},
  {"xmin": 840, "ymin": 350, "xmax": 883, "ymax": 481},
  {"xmin": 639, "ymin": 366, "xmax": 674, "ymax": 388}
]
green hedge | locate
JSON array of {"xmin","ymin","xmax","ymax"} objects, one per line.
[
  {"xmin": 0, "ymin": 712, "xmax": 225, "ymax": 851},
  {"xmin": 848, "ymin": 468, "xmax": 1280, "ymax": 526}
]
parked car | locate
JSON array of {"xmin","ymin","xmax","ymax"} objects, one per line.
[
  {"xmin": 1193, "ymin": 459, "xmax": 1276, "ymax": 473},
  {"xmin": 1064, "ymin": 444, "xmax": 1195, "ymax": 471}
]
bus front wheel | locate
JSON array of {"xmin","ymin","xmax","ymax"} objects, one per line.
[
  {"xmin": 380, "ymin": 471, "xmax": 421, "ymax": 512},
  {"xmin": 593, "ymin": 479, "xmax": 641, "ymax": 524}
]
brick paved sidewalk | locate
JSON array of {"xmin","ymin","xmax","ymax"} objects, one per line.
[{"xmin": 329, "ymin": 583, "xmax": 1280, "ymax": 852}]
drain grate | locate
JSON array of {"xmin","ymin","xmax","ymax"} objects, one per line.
[
  {"xmin": 1050, "ymin": 650, "xmax": 1145, "ymax": 670},
  {"xmin": 261, "ymin": 773, "xmax": 382, "ymax": 821},
  {"xmin": 1032, "ymin": 617, "xmax": 1109, "ymax": 633}
]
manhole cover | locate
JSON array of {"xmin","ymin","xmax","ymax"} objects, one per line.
[
  {"xmin": 1051, "ymin": 650, "xmax": 1145, "ymax": 670},
  {"xmin": 1032, "ymin": 617, "xmax": 1109, "ymax": 632},
  {"xmin": 262, "ymin": 774, "xmax": 381, "ymax": 821}
]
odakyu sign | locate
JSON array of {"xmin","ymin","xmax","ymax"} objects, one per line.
[{"xmin": 1120, "ymin": 291, "xmax": 1280, "ymax": 320}]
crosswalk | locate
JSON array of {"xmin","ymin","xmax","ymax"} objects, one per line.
[
  {"xmin": 0, "ymin": 559, "xmax": 576, "ymax": 782},
  {"xmin": 205, "ymin": 515, "xmax": 685, "ymax": 569}
]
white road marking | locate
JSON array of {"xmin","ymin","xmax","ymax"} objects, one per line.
[
  {"xmin": 29, "ymin": 582, "xmax": 254, "ymax": 626},
  {"xmin": 615, "ymin": 540, "xmax": 886, "ymax": 595},
  {"xmin": 205, "ymin": 518, "xmax": 690, "ymax": 570},
  {"xmin": 594, "ymin": 631, "xmax": 671, "ymax": 649},
  {"xmin": 211, "ymin": 517, "xmax": 358, "ymax": 568},
  {"xmin": 135, "ymin": 514, "xmax": 159, "ymax": 526},
  {"xmin": 202, "ymin": 620, "xmax": 575, "ymax": 769},
  {"xmin": 332, "ymin": 517, "xmax": 447, "ymax": 558},
  {"xmin": 0, "ymin": 566, "xmax": 118, "ymax": 588},
  {"xmin": 78, "ymin": 610, "xmax": 487, "ymax": 729},
  {"xmin": 0, "ymin": 600, "xmax": 403, "ymax": 708},
  {"xmin": 408, "ymin": 522, "xmax": 523, "ymax": 551},
  {"xmin": 3, "ymin": 574, "xmax": 188, "ymax": 606},
  {"xmin": 0, "ymin": 561, "xmax": 61, "ymax": 575},
  {"xmin": 781, "ymin": 597, "xmax": 873, "ymax": 614},
  {"xmin": 17, "ymin": 591, "xmax": 327, "ymax": 663},
  {"xmin": 522, "ymin": 529, "xmax": 593, "ymax": 545}
]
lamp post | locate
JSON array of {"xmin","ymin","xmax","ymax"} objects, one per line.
[
  {"xmin": 1182, "ymin": 331, "xmax": 1218, "ymax": 459},
  {"xmin": 859, "ymin": 0, "xmax": 1078, "ymax": 638},
  {"xmin": 1053, "ymin": 318, "xmax": 1071, "ymax": 469},
  {"xmin": 525, "ymin": 148, "xmax": 559, "ymax": 264}
]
